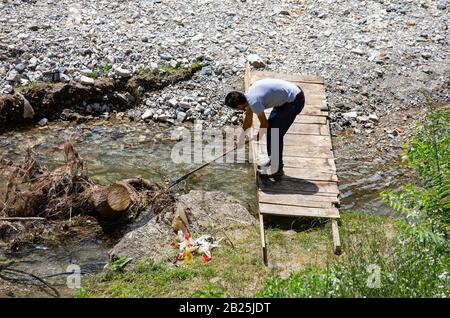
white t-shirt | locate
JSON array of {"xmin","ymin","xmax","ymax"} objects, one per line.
[{"xmin": 244, "ymin": 78, "xmax": 301, "ymax": 114}]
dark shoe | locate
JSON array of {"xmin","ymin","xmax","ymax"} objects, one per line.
[{"xmin": 257, "ymin": 166, "xmax": 285, "ymax": 179}]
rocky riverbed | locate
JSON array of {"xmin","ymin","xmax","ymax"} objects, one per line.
[{"xmin": 0, "ymin": 0, "xmax": 448, "ymax": 128}]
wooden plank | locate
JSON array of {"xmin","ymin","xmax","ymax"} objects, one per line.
[
  {"xmin": 282, "ymin": 145, "xmax": 334, "ymax": 158},
  {"xmin": 260, "ymin": 203, "xmax": 340, "ymax": 218},
  {"xmin": 296, "ymin": 115, "xmax": 327, "ymax": 124},
  {"xmin": 258, "ymin": 192, "xmax": 339, "ymax": 208},
  {"xmin": 283, "ymin": 157, "xmax": 336, "ymax": 171},
  {"xmin": 251, "ymin": 71, "xmax": 324, "ymax": 85},
  {"xmin": 299, "ymin": 83, "xmax": 326, "ymax": 95},
  {"xmin": 332, "ymin": 219, "xmax": 342, "ymax": 255},
  {"xmin": 258, "ymin": 177, "xmax": 339, "ymax": 195},
  {"xmin": 259, "ymin": 214, "xmax": 268, "ymax": 266},
  {"xmin": 305, "ymin": 95, "xmax": 327, "ymax": 108},
  {"xmin": 258, "ymin": 134, "xmax": 332, "ymax": 147},
  {"xmin": 283, "ymin": 167, "xmax": 338, "ymax": 182},
  {"xmin": 244, "ymin": 62, "xmax": 251, "ymax": 90},
  {"xmin": 253, "ymin": 144, "xmax": 334, "ymax": 159},
  {"xmin": 263, "ymin": 107, "xmax": 328, "ymax": 117},
  {"xmin": 286, "ymin": 123, "xmax": 329, "ymax": 136}
]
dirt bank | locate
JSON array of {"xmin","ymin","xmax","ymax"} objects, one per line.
[{"xmin": 0, "ymin": 64, "xmax": 200, "ymax": 132}]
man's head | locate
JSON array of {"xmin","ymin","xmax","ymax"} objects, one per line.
[{"xmin": 225, "ymin": 91, "xmax": 247, "ymax": 111}]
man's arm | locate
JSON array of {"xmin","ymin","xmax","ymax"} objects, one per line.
[
  {"xmin": 236, "ymin": 108, "xmax": 253, "ymax": 148},
  {"xmin": 242, "ymin": 107, "xmax": 253, "ymax": 131}
]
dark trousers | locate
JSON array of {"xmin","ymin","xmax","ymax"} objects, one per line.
[{"xmin": 267, "ymin": 90, "xmax": 305, "ymax": 169}]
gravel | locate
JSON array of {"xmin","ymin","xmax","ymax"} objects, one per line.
[{"xmin": 0, "ymin": 0, "xmax": 448, "ymax": 127}]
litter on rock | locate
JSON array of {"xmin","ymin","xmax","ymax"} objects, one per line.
[{"xmin": 173, "ymin": 230, "xmax": 222, "ymax": 263}]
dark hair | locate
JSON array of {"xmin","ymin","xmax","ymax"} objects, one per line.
[{"xmin": 225, "ymin": 91, "xmax": 247, "ymax": 109}]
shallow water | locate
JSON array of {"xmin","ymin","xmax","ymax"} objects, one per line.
[
  {"xmin": 335, "ymin": 152, "xmax": 411, "ymax": 215},
  {"xmin": 0, "ymin": 120, "xmax": 406, "ymax": 296}
]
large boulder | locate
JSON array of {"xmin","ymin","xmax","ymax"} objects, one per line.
[{"xmin": 109, "ymin": 190, "xmax": 256, "ymax": 265}]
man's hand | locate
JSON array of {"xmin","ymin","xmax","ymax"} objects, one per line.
[{"xmin": 236, "ymin": 130, "xmax": 246, "ymax": 149}]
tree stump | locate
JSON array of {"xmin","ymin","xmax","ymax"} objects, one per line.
[
  {"xmin": 92, "ymin": 183, "xmax": 135, "ymax": 219},
  {"xmin": 91, "ymin": 178, "xmax": 159, "ymax": 220}
]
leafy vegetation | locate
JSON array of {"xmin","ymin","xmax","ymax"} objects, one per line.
[
  {"xmin": 101, "ymin": 64, "xmax": 113, "ymax": 74},
  {"xmin": 153, "ymin": 61, "xmax": 202, "ymax": 75}
]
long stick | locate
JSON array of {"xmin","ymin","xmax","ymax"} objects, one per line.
[
  {"xmin": 0, "ymin": 217, "xmax": 46, "ymax": 221},
  {"xmin": 167, "ymin": 145, "xmax": 237, "ymax": 189}
]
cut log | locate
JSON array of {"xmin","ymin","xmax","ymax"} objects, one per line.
[
  {"xmin": 92, "ymin": 183, "xmax": 134, "ymax": 219},
  {"xmin": 91, "ymin": 178, "xmax": 159, "ymax": 220}
]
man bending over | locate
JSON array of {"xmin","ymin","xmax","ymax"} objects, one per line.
[{"xmin": 225, "ymin": 78, "xmax": 305, "ymax": 178}]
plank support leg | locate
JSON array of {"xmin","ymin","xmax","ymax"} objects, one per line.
[
  {"xmin": 331, "ymin": 218, "xmax": 342, "ymax": 255},
  {"xmin": 259, "ymin": 214, "xmax": 268, "ymax": 266}
]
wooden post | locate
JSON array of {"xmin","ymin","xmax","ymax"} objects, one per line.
[
  {"xmin": 331, "ymin": 218, "xmax": 342, "ymax": 255},
  {"xmin": 259, "ymin": 214, "xmax": 268, "ymax": 266}
]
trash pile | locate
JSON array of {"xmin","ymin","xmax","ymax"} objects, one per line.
[{"xmin": 173, "ymin": 230, "xmax": 222, "ymax": 264}]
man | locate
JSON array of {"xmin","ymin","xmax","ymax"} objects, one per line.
[{"xmin": 225, "ymin": 78, "xmax": 305, "ymax": 178}]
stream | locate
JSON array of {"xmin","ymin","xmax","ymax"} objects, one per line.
[{"xmin": 0, "ymin": 119, "xmax": 408, "ymax": 297}]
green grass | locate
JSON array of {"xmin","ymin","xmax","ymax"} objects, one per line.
[
  {"xmin": 152, "ymin": 61, "xmax": 202, "ymax": 76},
  {"xmin": 258, "ymin": 213, "xmax": 449, "ymax": 298},
  {"xmin": 101, "ymin": 64, "xmax": 113, "ymax": 74},
  {"xmin": 87, "ymin": 70, "xmax": 98, "ymax": 79},
  {"xmin": 77, "ymin": 212, "xmax": 398, "ymax": 298}
]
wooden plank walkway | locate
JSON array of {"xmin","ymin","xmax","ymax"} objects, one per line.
[{"xmin": 244, "ymin": 68, "xmax": 342, "ymax": 265}]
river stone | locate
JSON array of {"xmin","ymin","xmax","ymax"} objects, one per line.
[
  {"xmin": 80, "ymin": 76, "xmax": 94, "ymax": 85},
  {"xmin": 109, "ymin": 190, "xmax": 256, "ymax": 266},
  {"xmin": 342, "ymin": 111, "xmax": 358, "ymax": 119},
  {"xmin": 22, "ymin": 96, "xmax": 34, "ymax": 119},
  {"xmin": 115, "ymin": 67, "xmax": 131, "ymax": 77},
  {"xmin": 141, "ymin": 109, "xmax": 153, "ymax": 120},
  {"xmin": 37, "ymin": 118, "xmax": 48, "ymax": 126},
  {"xmin": 246, "ymin": 54, "xmax": 265, "ymax": 68}
]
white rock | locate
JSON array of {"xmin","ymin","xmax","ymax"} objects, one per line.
[
  {"xmin": 191, "ymin": 33, "xmax": 204, "ymax": 41},
  {"xmin": 141, "ymin": 109, "xmax": 154, "ymax": 120},
  {"xmin": 368, "ymin": 114, "xmax": 379, "ymax": 123},
  {"xmin": 350, "ymin": 49, "xmax": 365, "ymax": 56},
  {"xmin": 115, "ymin": 67, "xmax": 132, "ymax": 77},
  {"xmin": 38, "ymin": 118, "xmax": 48, "ymax": 126},
  {"xmin": 357, "ymin": 115, "xmax": 369, "ymax": 123},
  {"xmin": 22, "ymin": 97, "xmax": 34, "ymax": 119},
  {"xmin": 6, "ymin": 70, "xmax": 20, "ymax": 82},
  {"xmin": 2, "ymin": 84, "xmax": 14, "ymax": 94},
  {"xmin": 80, "ymin": 76, "xmax": 95, "ymax": 85},
  {"xmin": 246, "ymin": 54, "xmax": 265, "ymax": 68},
  {"xmin": 178, "ymin": 101, "xmax": 190, "ymax": 109},
  {"xmin": 168, "ymin": 98, "xmax": 178, "ymax": 107},
  {"xmin": 176, "ymin": 111, "xmax": 187, "ymax": 122},
  {"xmin": 60, "ymin": 73, "xmax": 71, "ymax": 83},
  {"xmin": 342, "ymin": 111, "xmax": 358, "ymax": 119},
  {"xmin": 368, "ymin": 51, "xmax": 380, "ymax": 62}
]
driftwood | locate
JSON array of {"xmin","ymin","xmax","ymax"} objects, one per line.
[
  {"xmin": 0, "ymin": 142, "xmax": 169, "ymax": 222},
  {"xmin": 0, "ymin": 217, "xmax": 46, "ymax": 221}
]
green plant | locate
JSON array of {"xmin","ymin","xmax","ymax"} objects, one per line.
[
  {"xmin": 107, "ymin": 257, "xmax": 132, "ymax": 272},
  {"xmin": 194, "ymin": 283, "xmax": 226, "ymax": 298},
  {"xmin": 101, "ymin": 64, "xmax": 112, "ymax": 74},
  {"xmin": 381, "ymin": 108, "xmax": 449, "ymax": 249},
  {"xmin": 88, "ymin": 70, "xmax": 98, "ymax": 79}
]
